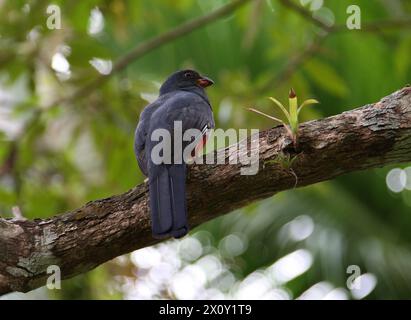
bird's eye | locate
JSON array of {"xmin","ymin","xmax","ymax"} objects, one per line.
[{"xmin": 184, "ymin": 72, "xmax": 193, "ymax": 78}]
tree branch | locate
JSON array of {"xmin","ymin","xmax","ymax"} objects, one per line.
[
  {"xmin": 260, "ymin": 1, "xmax": 411, "ymax": 93},
  {"xmin": 53, "ymin": 0, "xmax": 252, "ymax": 107},
  {"xmin": 1, "ymin": 86, "xmax": 411, "ymax": 295},
  {"xmin": 7, "ymin": 0, "xmax": 251, "ymax": 153},
  {"xmin": 279, "ymin": 0, "xmax": 332, "ymax": 32},
  {"xmin": 2, "ymin": 0, "xmax": 252, "ymax": 206}
]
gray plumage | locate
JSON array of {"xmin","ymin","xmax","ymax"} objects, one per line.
[{"xmin": 134, "ymin": 70, "xmax": 214, "ymax": 238}]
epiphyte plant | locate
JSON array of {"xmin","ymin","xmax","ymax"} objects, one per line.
[{"xmin": 249, "ymin": 88, "xmax": 319, "ymax": 147}]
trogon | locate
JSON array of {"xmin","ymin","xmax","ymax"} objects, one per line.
[{"xmin": 134, "ymin": 70, "xmax": 214, "ymax": 239}]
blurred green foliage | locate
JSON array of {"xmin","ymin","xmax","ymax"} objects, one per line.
[{"xmin": 1, "ymin": 0, "xmax": 411, "ymax": 299}]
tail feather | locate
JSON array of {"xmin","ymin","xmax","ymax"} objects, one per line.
[
  {"xmin": 149, "ymin": 168, "xmax": 173, "ymax": 237},
  {"xmin": 149, "ymin": 164, "xmax": 188, "ymax": 239},
  {"xmin": 169, "ymin": 164, "xmax": 188, "ymax": 238}
]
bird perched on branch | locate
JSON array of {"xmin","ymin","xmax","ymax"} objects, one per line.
[{"xmin": 134, "ymin": 70, "xmax": 215, "ymax": 239}]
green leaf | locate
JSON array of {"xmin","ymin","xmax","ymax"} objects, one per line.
[
  {"xmin": 304, "ymin": 58, "xmax": 349, "ymax": 97},
  {"xmin": 298, "ymin": 99, "xmax": 319, "ymax": 116},
  {"xmin": 69, "ymin": 36, "xmax": 112, "ymax": 68},
  {"xmin": 247, "ymin": 107, "xmax": 285, "ymax": 125},
  {"xmin": 395, "ymin": 38, "xmax": 411, "ymax": 79},
  {"xmin": 268, "ymin": 97, "xmax": 291, "ymax": 122}
]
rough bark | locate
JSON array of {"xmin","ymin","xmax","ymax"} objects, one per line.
[{"xmin": 1, "ymin": 86, "xmax": 411, "ymax": 295}]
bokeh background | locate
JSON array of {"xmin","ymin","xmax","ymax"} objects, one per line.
[{"xmin": 1, "ymin": 0, "xmax": 411, "ymax": 299}]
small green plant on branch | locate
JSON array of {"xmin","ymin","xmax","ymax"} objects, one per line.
[
  {"xmin": 264, "ymin": 152, "xmax": 299, "ymax": 188},
  {"xmin": 248, "ymin": 88, "xmax": 319, "ymax": 148}
]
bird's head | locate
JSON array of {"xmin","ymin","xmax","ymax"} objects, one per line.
[{"xmin": 159, "ymin": 69, "xmax": 214, "ymax": 95}]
